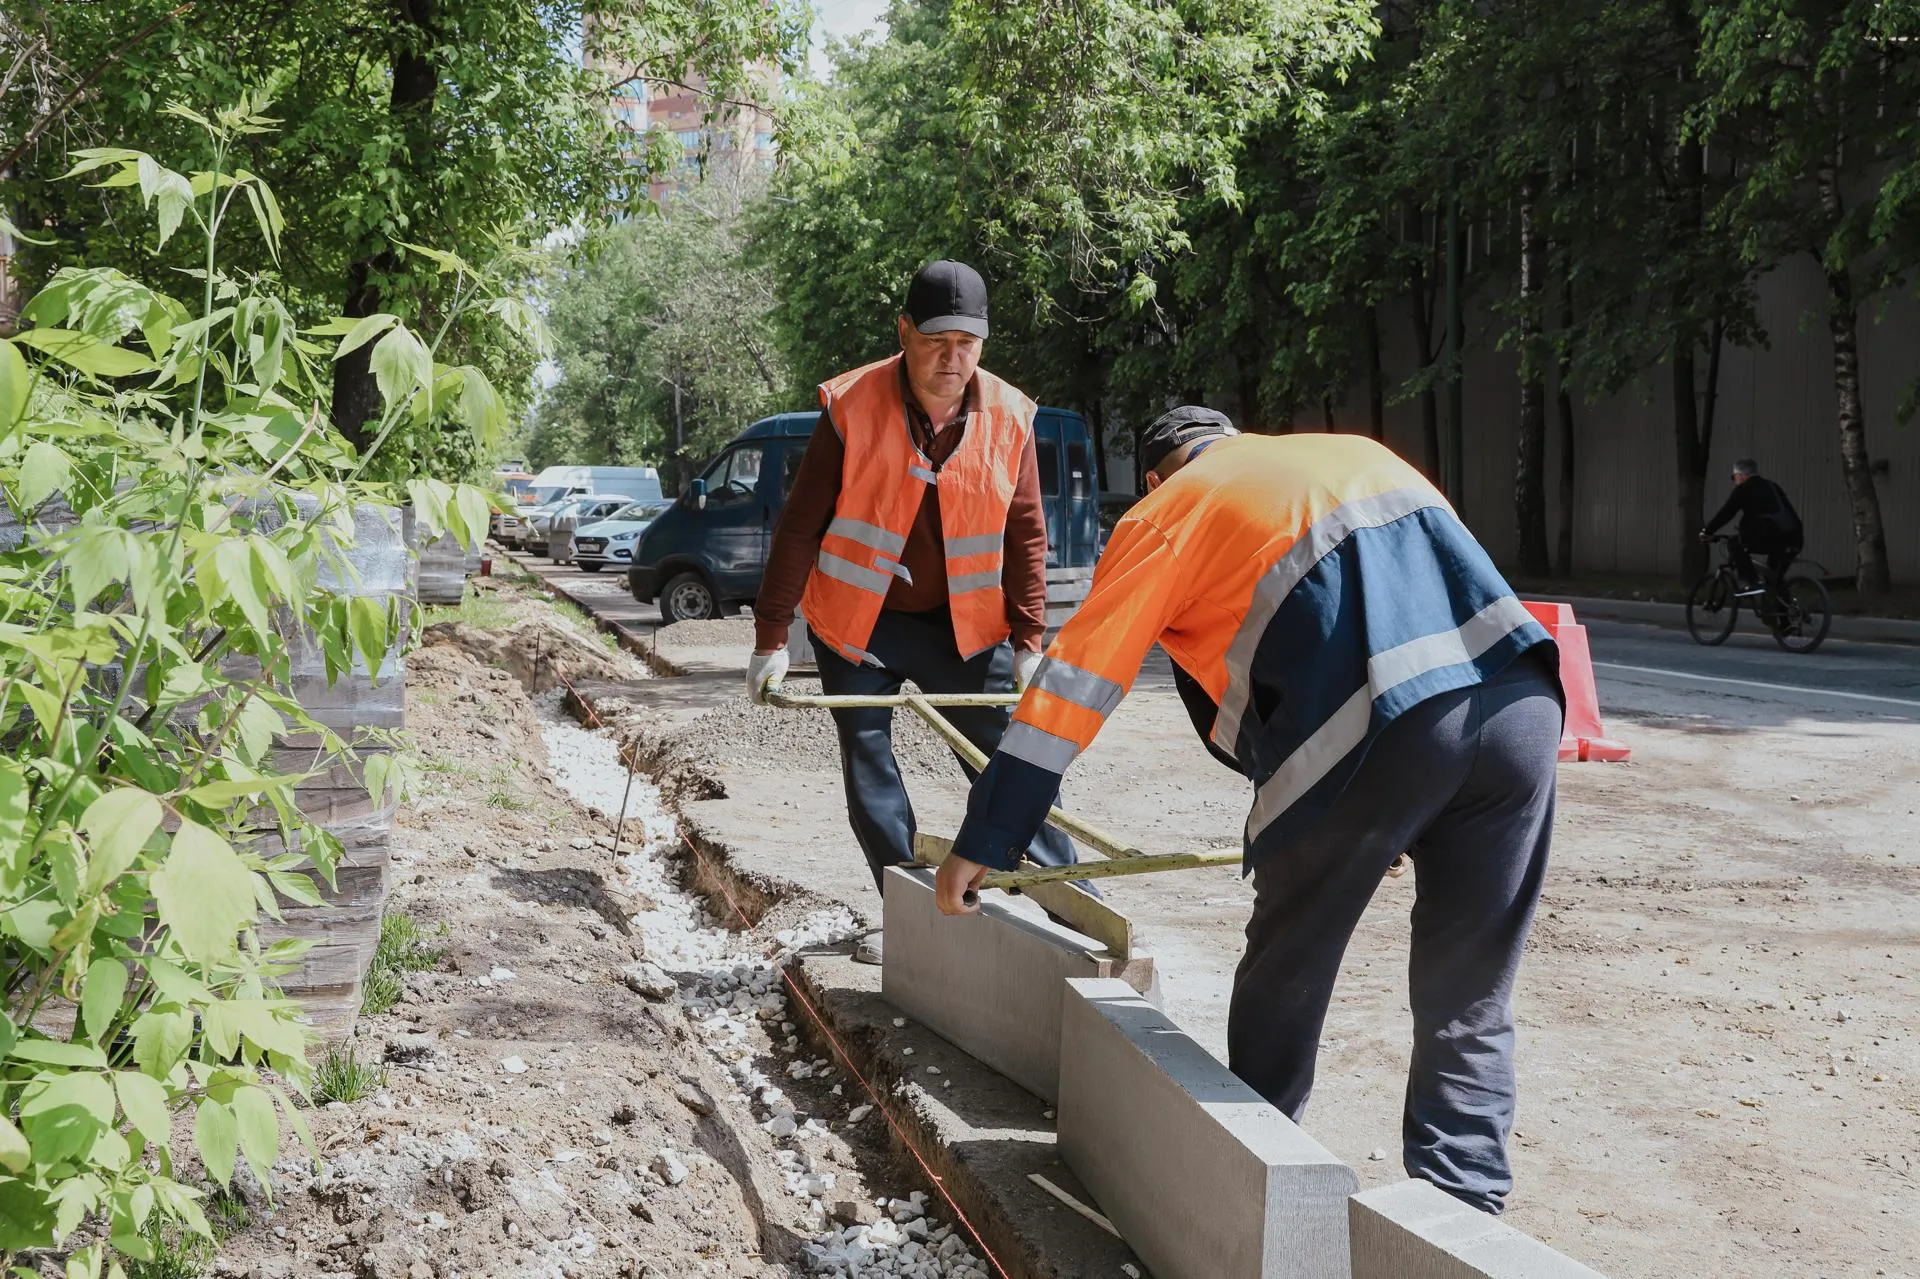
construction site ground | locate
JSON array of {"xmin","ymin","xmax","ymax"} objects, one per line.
[{"xmin": 512, "ymin": 553, "xmax": 1920, "ymax": 1279}]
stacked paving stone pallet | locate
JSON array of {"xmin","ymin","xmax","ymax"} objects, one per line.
[
  {"xmin": 882, "ymin": 868, "xmax": 1608, "ymax": 1279},
  {"xmin": 253, "ymin": 498, "xmax": 413, "ymax": 1039}
]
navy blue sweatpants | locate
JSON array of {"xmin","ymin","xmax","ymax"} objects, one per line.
[
  {"xmin": 811, "ymin": 607, "xmax": 1077, "ymax": 892},
  {"xmin": 1228, "ymin": 654, "xmax": 1562, "ymax": 1214}
]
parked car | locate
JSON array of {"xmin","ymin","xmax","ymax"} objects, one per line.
[
  {"xmin": 570, "ymin": 501, "xmax": 673, "ymax": 572},
  {"xmin": 545, "ymin": 496, "xmax": 632, "ymax": 564},
  {"xmin": 627, "ymin": 407, "xmax": 1102, "ymax": 623},
  {"xmin": 524, "ymin": 495, "xmax": 625, "ymax": 557}
]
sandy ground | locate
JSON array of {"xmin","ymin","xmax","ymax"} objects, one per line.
[
  {"xmin": 580, "ymin": 582, "xmax": 1920, "ymax": 1279},
  {"xmin": 208, "ymin": 583, "xmax": 992, "ymax": 1279}
]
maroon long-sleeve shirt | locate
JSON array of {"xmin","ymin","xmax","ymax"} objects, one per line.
[{"xmin": 753, "ymin": 370, "xmax": 1049, "ymax": 654}]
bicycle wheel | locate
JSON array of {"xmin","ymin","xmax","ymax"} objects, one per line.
[
  {"xmin": 1687, "ymin": 572, "xmax": 1738, "ymax": 645},
  {"xmin": 1772, "ymin": 575, "xmax": 1832, "ymax": 654}
]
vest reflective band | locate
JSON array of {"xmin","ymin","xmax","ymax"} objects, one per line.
[{"xmin": 801, "ymin": 354, "xmax": 1036, "ymax": 665}]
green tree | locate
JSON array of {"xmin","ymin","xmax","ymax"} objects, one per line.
[
  {"xmin": 1700, "ymin": 0, "xmax": 1919, "ymax": 594},
  {"xmin": 532, "ymin": 171, "xmax": 789, "ymax": 487},
  {"xmin": 1, "ymin": 0, "xmax": 806, "ymax": 472}
]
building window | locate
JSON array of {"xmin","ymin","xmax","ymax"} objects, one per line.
[
  {"xmin": 755, "ymin": 132, "xmax": 774, "ymax": 151},
  {"xmin": 677, "ymin": 129, "xmax": 702, "ymax": 149}
]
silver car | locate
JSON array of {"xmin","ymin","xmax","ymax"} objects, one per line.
[{"xmin": 541, "ymin": 496, "xmax": 630, "ymax": 563}]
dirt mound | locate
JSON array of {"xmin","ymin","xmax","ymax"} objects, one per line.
[{"xmin": 422, "ymin": 617, "xmax": 637, "ymax": 696}]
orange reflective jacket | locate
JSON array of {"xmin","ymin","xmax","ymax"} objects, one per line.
[
  {"xmin": 953, "ymin": 433, "xmax": 1554, "ymax": 872},
  {"xmin": 800, "ymin": 355, "xmax": 1036, "ymax": 665}
]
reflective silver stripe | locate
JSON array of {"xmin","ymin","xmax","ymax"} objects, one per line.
[
  {"xmin": 827, "ymin": 516, "xmax": 907, "ymax": 556},
  {"xmin": 816, "ymin": 550, "xmax": 891, "ymax": 594},
  {"xmin": 998, "ymin": 720, "xmax": 1081, "ymax": 773},
  {"xmin": 877, "ymin": 556, "xmax": 914, "ymax": 584},
  {"xmin": 1212, "ymin": 486, "xmax": 1445, "ymax": 759},
  {"xmin": 948, "ymin": 569, "xmax": 1002, "ymax": 595},
  {"xmin": 910, "ymin": 466, "xmax": 940, "ymax": 484},
  {"xmin": 847, "ymin": 645, "xmax": 882, "ymax": 667},
  {"xmin": 1244, "ymin": 594, "xmax": 1536, "ymax": 842},
  {"xmin": 1032, "ymin": 657, "xmax": 1125, "ymax": 718},
  {"xmin": 945, "ymin": 532, "xmax": 1002, "ymax": 558}
]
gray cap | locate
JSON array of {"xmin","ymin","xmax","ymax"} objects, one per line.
[{"xmin": 1139, "ymin": 406, "xmax": 1238, "ymax": 473}]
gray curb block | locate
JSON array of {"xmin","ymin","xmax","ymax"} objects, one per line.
[{"xmin": 1530, "ymin": 592, "xmax": 1920, "ymax": 646}]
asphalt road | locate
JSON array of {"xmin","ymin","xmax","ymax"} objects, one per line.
[{"xmin": 1584, "ymin": 617, "xmax": 1920, "ymax": 719}]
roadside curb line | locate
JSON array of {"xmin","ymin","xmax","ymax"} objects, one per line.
[
  {"xmin": 492, "ymin": 544, "xmax": 693, "ymax": 676},
  {"xmin": 1535, "ymin": 592, "xmax": 1920, "ymax": 646}
]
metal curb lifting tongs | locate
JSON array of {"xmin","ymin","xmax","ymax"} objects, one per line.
[{"xmin": 762, "ymin": 685, "xmax": 1241, "ymax": 891}]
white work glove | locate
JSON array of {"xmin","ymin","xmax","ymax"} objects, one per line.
[
  {"xmin": 747, "ymin": 648, "xmax": 789, "ymax": 705},
  {"xmin": 1013, "ymin": 648, "xmax": 1043, "ymax": 692}
]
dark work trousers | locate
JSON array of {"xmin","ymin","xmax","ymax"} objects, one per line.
[
  {"xmin": 811, "ymin": 606, "xmax": 1077, "ymax": 892},
  {"xmin": 1227, "ymin": 654, "xmax": 1563, "ymax": 1216}
]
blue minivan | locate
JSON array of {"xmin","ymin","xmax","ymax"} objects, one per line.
[{"xmin": 629, "ymin": 408, "xmax": 1102, "ymax": 623}]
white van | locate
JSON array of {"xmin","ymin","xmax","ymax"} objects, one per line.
[{"xmin": 524, "ymin": 466, "xmax": 663, "ymax": 507}]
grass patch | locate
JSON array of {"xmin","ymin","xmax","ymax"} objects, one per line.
[
  {"xmin": 421, "ymin": 755, "xmax": 469, "ymax": 776},
  {"xmin": 423, "ymin": 590, "xmax": 517, "ymax": 632},
  {"xmin": 550, "ymin": 598, "xmax": 622, "ymax": 654},
  {"xmin": 312, "ymin": 1043, "xmax": 386, "ymax": 1104},
  {"xmin": 127, "ymin": 1187, "xmax": 248, "ymax": 1277},
  {"xmin": 359, "ymin": 911, "xmax": 448, "ymax": 1017},
  {"xmin": 485, "ymin": 789, "xmax": 531, "ymax": 812}
]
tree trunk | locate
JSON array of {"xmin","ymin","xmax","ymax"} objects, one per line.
[
  {"xmin": 1671, "ymin": 134, "xmax": 1710, "ymax": 585},
  {"xmin": 1814, "ymin": 161, "xmax": 1891, "ymax": 593},
  {"xmin": 1513, "ymin": 172, "xmax": 1550, "ymax": 576},
  {"xmin": 1408, "ymin": 260, "xmax": 1441, "ymax": 480},
  {"xmin": 1554, "ymin": 267, "xmax": 1575, "ymax": 578},
  {"xmin": 1364, "ymin": 305, "xmax": 1385, "ymax": 442},
  {"xmin": 332, "ymin": 0, "xmax": 439, "ymax": 450}
]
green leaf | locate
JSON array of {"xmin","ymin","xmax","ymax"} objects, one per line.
[
  {"xmin": 230, "ymin": 1085, "xmax": 278, "ymax": 1180},
  {"xmin": 0, "ymin": 1113, "xmax": 28, "ymax": 1173},
  {"xmin": 129, "ymin": 1007, "xmax": 192, "ymax": 1078},
  {"xmin": 454, "ymin": 484, "xmax": 492, "ymax": 551},
  {"xmin": 79, "ymin": 788, "xmax": 162, "ymax": 896},
  {"xmin": 19, "ymin": 440, "xmax": 72, "ymax": 510},
  {"xmin": 210, "ymin": 538, "xmax": 269, "ymax": 634},
  {"xmin": 79, "ymin": 959, "xmax": 128, "ymax": 1043},
  {"xmin": 331, "ymin": 313, "xmax": 397, "ymax": 360},
  {"xmin": 150, "ymin": 822, "xmax": 255, "ymax": 964},
  {"xmin": 369, "ymin": 325, "xmax": 432, "ymax": 414},
  {"xmin": 0, "ymin": 763, "xmax": 29, "ymax": 895},
  {"xmin": 193, "ymin": 1098, "xmax": 238, "ymax": 1188},
  {"xmin": 11, "ymin": 328, "xmax": 156, "ymax": 378},
  {"xmin": 0, "ymin": 337, "xmax": 28, "ymax": 431},
  {"xmin": 348, "ymin": 595, "xmax": 389, "ymax": 678},
  {"xmin": 63, "ymin": 526, "xmax": 131, "ymax": 609},
  {"xmin": 113, "ymin": 1072, "xmax": 172, "ymax": 1146},
  {"xmin": 9, "ymin": 1039, "xmax": 110, "ymax": 1069}
]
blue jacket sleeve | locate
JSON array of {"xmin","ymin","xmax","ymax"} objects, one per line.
[{"xmin": 949, "ymin": 753, "xmax": 1061, "ymax": 871}]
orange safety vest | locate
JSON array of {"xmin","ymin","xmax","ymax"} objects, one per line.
[{"xmin": 800, "ymin": 354, "xmax": 1035, "ymax": 666}]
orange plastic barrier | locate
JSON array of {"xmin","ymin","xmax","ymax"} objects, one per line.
[{"xmin": 1521, "ymin": 601, "xmax": 1631, "ymax": 762}]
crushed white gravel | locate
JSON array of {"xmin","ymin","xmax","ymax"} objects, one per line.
[{"xmin": 538, "ymin": 701, "xmax": 994, "ymax": 1279}]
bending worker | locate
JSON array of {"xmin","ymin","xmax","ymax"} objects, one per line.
[
  {"xmin": 936, "ymin": 408, "xmax": 1563, "ymax": 1215},
  {"xmin": 749, "ymin": 259, "xmax": 1076, "ymax": 964}
]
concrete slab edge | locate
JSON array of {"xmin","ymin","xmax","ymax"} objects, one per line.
[
  {"xmin": 787, "ymin": 953, "xmax": 1147, "ymax": 1279},
  {"xmin": 1349, "ymin": 1179, "xmax": 1609, "ymax": 1278}
]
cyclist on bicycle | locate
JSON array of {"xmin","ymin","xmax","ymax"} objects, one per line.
[{"xmin": 1700, "ymin": 458, "xmax": 1804, "ymax": 588}]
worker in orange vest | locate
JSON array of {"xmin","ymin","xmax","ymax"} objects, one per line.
[
  {"xmin": 749, "ymin": 261, "xmax": 1077, "ymax": 963},
  {"xmin": 937, "ymin": 408, "xmax": 1564, "ymax": 1215}
]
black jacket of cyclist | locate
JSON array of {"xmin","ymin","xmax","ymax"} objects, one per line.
[{"xmin": 1702, "ymin": 459, "xmax": 1803, "ymax": 583}]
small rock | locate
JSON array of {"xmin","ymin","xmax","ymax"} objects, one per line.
[
  {"xmin": 571, "ymin": 836, "xmax": 593, "ymax": 850},
  {"xmin": 673, "ymin": 1079, "xmax": 714, "ymax": 1116},
  {"xmin": 408, "ymin": 1263, "xmax": 434, "ymax": 1279},
  {"xmin": 613, "ymin": 1100, "xmax": 639, "ymax": 1125},
  {"xmin": 490, "ymin": 966, "xmax": 516, "ymax": 982},
  {"xmin": 500, "ymin": 1056, "xmax": 528, "ymax": 1075},
  {"xmin": 846, "ymin": 1104, "xmax": 872, "ymax": 1124},
  {"xmin": 830, "ymin": 1198, "xmax": 880, "ymax": 1226},
  {"xmin": 650, "ymin": 1149, "xmax": 688, "ymax": 1186},
  {"xmin": 619, "ymin": 962, "xmax": 676, "ymax": 1000},
  {"xmin": 892, "ymin": 1018, "xmax": 907, "ymax": 1028},
  {"xmin": 1123, "ymin": 1266, "xmax": 1142, "ymax": 1278},
  {"xmin": 1368, "ymin": 1148, "xmax": 1388, "ymax": 1162},
  {"xmin": 766, "ymin": 1115, "xmax": 798, "ymax": 1139}
]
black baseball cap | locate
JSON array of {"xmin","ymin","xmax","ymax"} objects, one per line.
[
  {"xmin": 1139, "ymin": 406, "xmax": 1238, "ymax": 473},
  {"xmin": 905, "ymin": 260, "xmax": 990, "ymax": 339}
]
